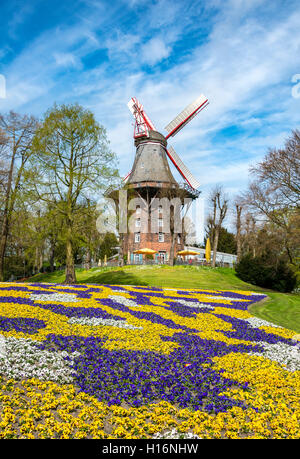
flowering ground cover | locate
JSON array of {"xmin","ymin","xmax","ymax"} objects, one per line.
[{"xmin": 0, "ymin": 282, "xmax": 299, "ymax": 439}]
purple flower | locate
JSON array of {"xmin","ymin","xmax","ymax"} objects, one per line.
[{"xmin": 0, "ymin": 316, "xmax": 46, "ymax": 334}]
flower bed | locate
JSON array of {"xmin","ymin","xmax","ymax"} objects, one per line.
[{"xmin": 0, "ymin": 282, "xmax": 299, "ymax": 439}]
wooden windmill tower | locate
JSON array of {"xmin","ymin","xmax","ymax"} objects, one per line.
[{"xmin": 108, "ymin": 94, "xmax": 209, "ymax": 265}]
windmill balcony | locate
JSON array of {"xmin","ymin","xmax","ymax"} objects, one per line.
[{"xmin": 178, "ymin": 182, "xmax": 201, "ymax": 198}]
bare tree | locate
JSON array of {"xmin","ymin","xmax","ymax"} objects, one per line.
[
  {"xmin": 244, "ymin": 130, "xmax": 300, "ymax": 264},
  {"xmin": 0, "ymin": 111, "xmax": 38, "ymax": 281},
  {"xmin": 0, "ymin": 131, "xmax": 9, "ymax": 192},
  {"xmin": 209, "ymin": 186, "xmax": 228, "ymax": 267},
  {"xmin": 234, "ymin": 198, "xmax": 243, "ymax": 262},
  {"xmin": 205, "ymin": 214, "xmax": 215, "ymax": 248},
  {"xmin": 249, "ymin": 129, "xmax": 300, "ymax": 209},
  {"xmin": 243, "ymin": 212, "xmax": 257, "ymax": 257}
]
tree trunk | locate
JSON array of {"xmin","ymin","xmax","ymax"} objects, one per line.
[
  {"xmin": 39, "ymin": 249, "xmax": 44, "ymax": 272},
  {"xmin": 210, "ymin": 188, "xmax": 228, "ymax": 268},
  {"xmin": 34, "ymin": 246, "xmax": 39, "ymax": 274},
  {"xmin": 49, "ymin": 238, "xmax": 56, "ymax": 272},
  {"xmin": 0, "ymin": 229, "xmax": 8, "ymax": 281},
  {"xmin": 64, "ymin": 225, "xmax": 76, "ymax": 284},
  {"xmin": 118, "ymin": 233, "xmax": 124, "ymax": 267},
  {"xmin": 236, "ymin": 204, "xmax": 242, "ymax": 262},
  {"xmin": 169, "ymin": 231, "xmax": 176, "ymax": 266},
  {"xmin": 0, "ymin": 196, "xmax": 16, "ymax": 280},
  {"xmin": 85, "ymin": 249, "xmax": 91, "ymax": 270},
  {"xmin": 0, "ymin": 147, "xmax": 16, "ymax": 281},
  {"xmin": 168, "ymin": 205, "xmax": 175, "ymax": 266},
  {"xmin": 212, "ymin": 226, "xmax": 220, "ymax": 268},
  {"xmin": 285, "ymin": 240, "xmax": 295, "ymax": 265}
]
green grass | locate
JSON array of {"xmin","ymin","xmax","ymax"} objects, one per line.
[
  {"xmin": 248, "ymin": 292, "xmax": 300, "ymax": 333},
  {"xmin": 24, "ymin": 265, "xmax": 300, "ymax": 333}
]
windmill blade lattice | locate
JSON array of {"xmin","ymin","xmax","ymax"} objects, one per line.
[
  {"xmin": 164, "ymin": 94, "xmax": 208, "ymax": 139},
  {"xmin": 166, "ymin": 146, "xmax": 200, "ymax": 190}
]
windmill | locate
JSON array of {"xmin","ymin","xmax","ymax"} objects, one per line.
[
  {"xmin": 125, "ymin": 94, "xmax": 209, "ymax": 194},
  {"xmin": 106, "ymin": 93, "xmax": 209, "ymax": 265}
]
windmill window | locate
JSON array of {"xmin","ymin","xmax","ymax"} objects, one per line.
[
  {"xmin": 136, "ymin": 218, "xmax": 141, "ymax": 227},
  {"xmin": 135, "ymin": 233, "xmax": 140, "ymax": 243},
  {"xmin": 158, "ymin": 218, "xmax": 163, "ymax": 227},
  {"xmin": 136, "ymin": 205, "xmax": 141, "ymax": 214},
  {"xmin": 177, "ymin": 235, "xmax": 181, "ymax": 244},
  {"xmin": 158, "ymin": 233, "xmax": 164, "ymax": 242}
]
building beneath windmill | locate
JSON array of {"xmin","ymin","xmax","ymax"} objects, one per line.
[{"xmin": 107, "ymin": 95, "xmax": 208, "ymax": 264}]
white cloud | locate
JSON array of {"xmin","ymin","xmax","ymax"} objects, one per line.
[
  {"xmin": 53, "ymin": 52, "xmax": 82, "ymax": 68},
  {"xmin": 1, "ymin": 0, "xmax": 300, "ymax": 225},
  {"xmin": 140, "ymin": 37, "xmax": 171, "ymax": 66},
  {"xmin": 106, "ymin": 32, "xmax": 141, "ymax": 58}
]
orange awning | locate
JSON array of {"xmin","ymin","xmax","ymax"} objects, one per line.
[
  {"xmin": 133, "ymin": 248, "xmax": 158, "ymax": 254},
  {"xmin": 177, "ymin": 250, "xmax": 199, "ymax": 256}
]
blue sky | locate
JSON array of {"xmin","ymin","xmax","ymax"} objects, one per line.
[{"xmin": 0, "ymin": 0, "xmax": 299, "ymax": 231}]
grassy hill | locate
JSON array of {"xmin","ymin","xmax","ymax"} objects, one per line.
[{"xmin": 24, "ymin": 265, "xmax": 300, "ymax": 333}]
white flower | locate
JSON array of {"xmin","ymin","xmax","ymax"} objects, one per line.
[
  {"xmin": 30, "ymin": 293, "xmax": 79, "ymax": 303},
  {"xmin": 0, "ymin": 335, "xmax": 79, "ymax": 383},
  {"xmin": 68, "ymin": 317, "xmax": 142, "ymax": 330},
  {"xmin": 152, "ymin": 428, "xmax": 201, "ymax": 439},
  {"xmin": 249, "ymin": 341, "xmax": 300, "ymax": 372},
  {"xmin": 0, "ymin": 335, "xmax": 6, "ymax": 359},
  {"xmin": 108, "ymin": 295, "xmax": 140, "ymax": 308},
  {"xmin": 245, "ymin": 317, "xmax": 283, "ymax": 329},
  {"xmin": 172, "ymin": 299, "xmax": 214, "ymax": 310}
]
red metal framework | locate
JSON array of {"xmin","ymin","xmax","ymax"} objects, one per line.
[{"xmin": 127, "ymin": 97, "xmax": 156, "ymax": 138}]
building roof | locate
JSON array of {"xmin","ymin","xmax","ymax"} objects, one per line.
[{"xmin": 127, "ymin": 130, "xmax": 178, "ymax": 186}]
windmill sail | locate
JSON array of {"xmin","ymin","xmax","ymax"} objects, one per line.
[
  {"xmin": 126, "ymin": 95, "xmax": 204, "ymax": 191},
  {"xmin": 127, "ymin": 97, "xmax": 156, "ymax": 138},
  {"xmin": 166, "ymin": 146, "xmax": 200, "ymax": 190},
  {"xmin": 122, "ymin": 171, "xmax": 131, "ymax": 182},
  {"xmin": 165, "ymin": 94, "xmax": 208, "ymax": 138}
]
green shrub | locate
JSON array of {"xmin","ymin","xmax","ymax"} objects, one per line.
[
  {"xmin": 235, "ymin": 253, "xmax": 297, "ymax": 292},
  {"xmin": 293, "ymin": 270, "xmax": 300, "ymax": 287}
]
